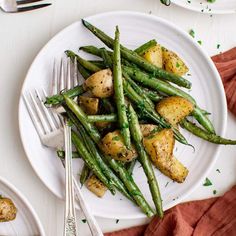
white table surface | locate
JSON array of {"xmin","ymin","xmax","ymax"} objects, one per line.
[{"xmin": 0, "ymin": 1, "xmax": 236, "ymax": 235}]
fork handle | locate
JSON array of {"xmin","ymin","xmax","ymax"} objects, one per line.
[
  {"xmin": 73, "ymin": 178, "xmax": 104, "ymax": 236},
  {"xmin": 64, "ymin": 122, "xmax": 78, "ymax": 236}
]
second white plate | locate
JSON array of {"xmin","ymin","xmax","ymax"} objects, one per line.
[
  {"xmin": 19, "ymin": 11, "xmax": 227, "ymax": 219},
  {"xmin": 172, "ymin": 0, "xmax": 236, "ymax": 14}
]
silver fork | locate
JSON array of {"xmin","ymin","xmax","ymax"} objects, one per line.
[
  {"xmin": 23, "ymin": 59, "xmax": 104, "ymax": 236},
  {"xmin": 0, "ymin": 0, "xmax": 51, "ymax": 13}
]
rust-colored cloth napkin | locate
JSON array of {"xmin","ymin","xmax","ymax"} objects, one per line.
[
  {"xmin": 105, "ymin": 185, "xmax": 236, "ymax": 236},
  {"xmin": 212, "ymin": 48, "xmax": 236, "ymax": 116},
  {"xmin": 105, "ymin": 48, "xmax": 236, "ymax": 236}
]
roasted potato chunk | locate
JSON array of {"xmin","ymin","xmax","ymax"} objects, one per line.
[
  {"xmin": 162, "ymin": 48, "xmax": 189, "ymax": 76},
  {"xmin": 101, "ymin": 130, "xmax": 137, "ymax": 162},
  {"xmin": 86, "ymin": 175, "xmax": 107, "ymax": 198},
  {"xmin": 156, "ymin": 96, "xmax": 194, "ymax": 125},
  {"xmin": 143, "ymin": 129, "xmax": 188, "ymax": 183},
  {"xmin": 140, "ymin": 124, "xmax": 159, "ymax": 137},
  {"xmin": 83, "ymin": 69, "xmax": 113, "ymax": 98},
  {"xmin": 143, "ymin": 129, "xmax": 175, "ymax": 161},
  {"xmin": 143, "ymin": 44, "xmax": 163, "ymax": 68},
  {"xmin": 0, "ymin": 198, "xmax": 17, "ymax": 222},
  {"xmin": 79, "ymin": 96, "xmax": 99, "ymax": 115}
]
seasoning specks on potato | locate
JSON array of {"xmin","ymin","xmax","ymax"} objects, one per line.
[
  {"xmin": 101, "ymin": 130, "xmax": 137, "ymax": 162},
  {"xmin": 0, "ymin": 197, "xmax": 17, "ymax": 222},
  {"xmin": 83, "ymin": 69, "xmax": 114, "ymax": 98}
]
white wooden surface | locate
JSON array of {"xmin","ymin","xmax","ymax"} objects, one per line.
[{"xmin": 0, "ymin": 1, "xmax": 236, "ymax": 235}]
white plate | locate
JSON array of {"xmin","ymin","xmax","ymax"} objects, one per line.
[
  {"xmin": 0, "ymin": 177, "xmax": 45, "ymax": 236},
  {"xmin": 172, "ymin": 0, "xmax": 236, "ymax": 14},
  {"xmin": 18, "ymin": 11, "xmax": 227, "ymax": 219}
]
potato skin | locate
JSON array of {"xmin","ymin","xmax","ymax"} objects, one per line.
[
  {"xmin": 140, "ymin": 124, "xmax": 159, "ymax": 137},
  {"xmin": 143, "ymin": 44, "xmax": 163, "ymax": 68},
  {"xmin": 101, "ymin": 130, "xmax": 137, "ymax": 162},
  {"xmin": 156, "ymin": 96, "xmax": 194, "ymax": 125},
  {"xmin": 86, "ymin": 175, "xmax": 107, "ymax": 198},
  {"xmin": 162, "ymin": 48, "xmax": 189, "ymax": 76},
  {"xmin": 143, "ymin": 129, "xmax": 188, "ymax": 183},
  {"xmin": 83, "ymin": 69, "xmax": 113, "ymax": 98},
  {"xmin": 79, "ymin": 96, "xmax": 99, "ymax": 115},
  {"xmin": 0, "ymin": 198, "xmax": 17, "ymax": 222}
]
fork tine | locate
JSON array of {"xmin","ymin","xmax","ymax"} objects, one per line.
[
  {"xmin": 59, "ymin": 59, "xmax": 65, "ymax": 93},
  {"xmin": 66, "ymin": 58, "xmax": 71, "ymax": 90},
  {"xmin": 29, "ymin": 91, "xmax": 51, "ymax": 134},
  {"xmin": 17, "ymin": 0, "xmax": 44, "ymax": 5},
  {"xmin": 51, "ymin": 59, "xmax": 58, "ymax": 96},
  {"xmin": 42, "ymin": 89, "xmax": 63, "ymax": 128},
  {"xmin": 35, "ymin": 90, "xmax": 58, "ymax": 131},
  {"xmin": 73, "ymin": 57, "xmax": 79, "ymax": 87},
  {"xmin": 22, "ymin": 93, "xmax": 44, "ymax": 139},
  {"xmin": 17, "ymin": 3, "xmax": 51, "ymax": 12}
]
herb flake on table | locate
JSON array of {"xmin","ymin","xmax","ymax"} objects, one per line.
[
  {"xmin": 189, "ymin": 29, "xmax": 195, "ymax": 38},
  {"xmin": 197, "ymin": 40, "xmax": 202, "ymax": 45},
  {"xmin": 116, "ymin": 219, "xmax": 120, "ymax": 224},
  {"xmin": 217, "ymin": 44, "xmax": 221, "ymax": 49},
  {"xmin": 213, "ymin": 190, "xmax": 217, "ymax": 195},
  {"xmin": 203, "ymin": 177, "xmax": 212, "ymax": 186},
  {"xmin": 216, "ymin": 169, "xmax": 221, "ymax": 173},
  {"xmin": 82, "ymin": 219, "xmax": 87, "ymax": 223}
]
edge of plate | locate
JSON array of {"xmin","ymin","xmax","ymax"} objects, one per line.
[
  {"xmin": 18, "ymin": 10, "xmax": 227, "ymax": 219},
  {"xmin": 171, "ymin": 1, "xmax": 236, "ymax": 14},
  {"xmin": 0, "ymin": 177, "xmax": 46, "ymax": 236}
]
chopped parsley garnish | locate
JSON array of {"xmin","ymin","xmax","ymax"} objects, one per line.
[
  {"xmin": 189, "ymin": 29, "xmax": 195, "ymax": 38},
  {"xmin": 217, "ymin": 44, "xmax": 221, "ymax": 49},
  {"xmin": 112, "ymin": 136, "xmax": 120, "ymax": 141},
  {"xmin": 207, "ymin": 0, "xmax": 216, "ymax": 3},
  {"xmin": 213, "ymin": 190, "xmax": 217, "ymax": 195},
  {"xmin": 203, "ymin": 177, "xmax": 212, "ymax": 186},
  {"xmin": 197, "ymin": 40, "xmax": 202, "ymax": 45},
  {"xmin": 82, "ymin": 219, "xmax": 87, "ymax": 223},
  {"xmin": 216, "ymin": 169, "xmax": 221, "ymax": 173},
  {"xmin": 116, "ymin": 219, "xmax": 120, "ymax": 224}
]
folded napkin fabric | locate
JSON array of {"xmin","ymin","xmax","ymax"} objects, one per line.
[
  {"xmin": 212, "ymin": 48, "xmax": 236, "ymax": 116},
  {"xmin": 105, "ymin": 186, "xmax": 236, "ymax": 236}
]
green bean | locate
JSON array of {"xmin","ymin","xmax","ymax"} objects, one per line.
[
  {"xmin": 123, "ymin": 71, "xmax": 155, "ymax": 109},
  {"xmin": 104, "ymin": 155, "xmax": 155, "ymax": 217},
  {"xmin": 123, "ymin": 65, "xmax": 195, "ymax": 104},
  {"xmin": 123, "ymin": 80, "xmax": 189, "ymax": 145},
  {"xmin": 82, "ymin": 20, "xmax": 191, "ymax": 89},
  {"xmin": 80, "ymin": 45, "xmax": 111, "ymax": 57},
  {"xmin": 64, "ymin": 95, "xmax": 154, "ymax": 216},
  {"xmin": 63, "ymin": 95, "xmax": 101, "ymax": 143},
  {"xmin": 80, "ymin": 164, "xmax": 90, "ymax": 185},
  {"xmin": 101, "ymin": 48, "xmax": 113, "ymax": 68},
  {"xmin": 65, "ymin": 50, "xmax": 101, "ymax": 73},
  {"xmin": 45, "ymin": 85, "xmax": 84, "ymax": 106},
  {"xmin": 134, "ymin": 39, "xmax": 157, "ymax": 55},
  {"xmin": 180, "ymin": 119, "xmax": 236, "ymax": 144},
  {"xmin": 192, "ymin": 107, "xmax": 215, "ymax": 134},
  {"xmin": 77, "ymin": 123, "xmax": 133, "ymax": 201},
  {"xmin": 88, "ymin": 60, "xmax": 106, "ymax": 68},
  {"xmin": 113, "ymin": 26, "xmax": 131, "ymax": 148},
  {"xmin": 101, "ymin": 98, "xmax": 116, "ymax": 113},
  {"xmin": 77, "ymin": 63, "xmax": 92, "ymax": 79},
  {"xmin": 126, "ymin": 159, "xmax": 137, "ymax": 175},
  {"xmin": 87, "ymin": 114, "xmax": 117, "ymax": 122},
  {"xmin": 142, "ymin": 89, "xmax": 163, "ymax": 102},
  {"xmin": 71, "ymin": 130, "xmax": 115, "ymax": 194},
  {"xmin": 128, "ymin": 104, "xmax": 163, "ymax": 217}
]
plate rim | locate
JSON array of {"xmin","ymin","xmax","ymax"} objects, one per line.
[
  {"xmin": 18, "ymin": 10, "xmax": 227, "ymax": 219},
  {"xmin": 172, "ymin": 0, "xmax": 236, "ymax": 14},
  {"xmin": 0, "ymin": 176, "xmax": 46, "ymax": 236}
]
